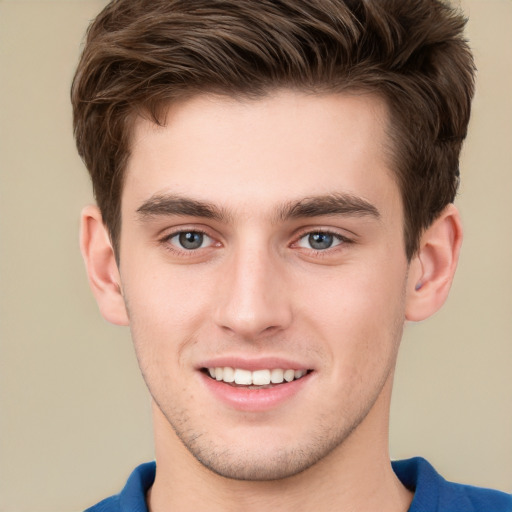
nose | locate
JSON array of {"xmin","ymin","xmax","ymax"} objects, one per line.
[{"xmin": 213, "ymin": 244, "xmax": 293, "ymax": 340}]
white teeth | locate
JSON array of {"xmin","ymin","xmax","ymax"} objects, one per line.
[
  {"xmin": 206, "ymin": 367, "xmax": 308, "ymax": 386},
  {"xmin": 234, "ymin": 369, "xmax": 252, "ymax": 385},
  {"xmin": 252, "ymin": 369, "xmax": 271, "ymax": 385},
  {"xmin": 283, "ymin": 369, "xmax": 295, "ymax": 382},
  {"xmin": 223, "ymin": 366, "xmax": 235, "ymax": 383},
  {"xmin": 270, "ymin": 368, "xmax": 284, "ymax": 384}
]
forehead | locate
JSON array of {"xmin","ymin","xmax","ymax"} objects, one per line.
[{"xmin": 123, "ymin": 90, "xmax": 398, "ymax": 220}]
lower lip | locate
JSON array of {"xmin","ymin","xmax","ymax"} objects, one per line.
[{"xmin": 200, "ymin": 372, "xmax": 312, "ymax": 412}]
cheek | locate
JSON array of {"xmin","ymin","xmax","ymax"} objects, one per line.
[
  {"xmin": 121, "ymin": 264, "xmax": 217, "ymax": 376},
  {"xmin": 298, "ymin": 259, "xmax": 407, "ymax": 364},
  {"xmin": 124, "ymin": 256, "xmax": 215, "ymax": 322}
]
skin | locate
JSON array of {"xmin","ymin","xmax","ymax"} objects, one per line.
[{"xmin": 81, "ymin": 90, "xmax": 462, "ymax": 511}]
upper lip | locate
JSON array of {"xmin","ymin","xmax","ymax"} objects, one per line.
[{"xmin": 197, "ymin": 356, "xmax": 313, "ymax": 372}]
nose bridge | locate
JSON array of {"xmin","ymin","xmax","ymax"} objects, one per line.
[{"xmin": 214, "ymin": 237, "xmax": 291, "ymax": 339}]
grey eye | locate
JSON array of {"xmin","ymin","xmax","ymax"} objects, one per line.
[
  {"xmin": 309, "ymin": 233, "xmax": 333, "ymax": 250},
  {"xmin": 170, "ymin": 231, "xmax": 211, "ymax": 250},
  {"xmin": 297, "ymin": 232, "xmax": 342, "ymax": 250}
]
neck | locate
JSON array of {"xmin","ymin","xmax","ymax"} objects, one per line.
[{"xmin": 147, "ymin": 378, "xmax": 412, "ymax": 512}]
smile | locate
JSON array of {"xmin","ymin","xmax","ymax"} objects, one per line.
[
  {"xmin": 200, "ymin": 363, "xmax": 314, "ymax": 411},
  {"xmin": 205, "ymin": 367, "xmax": 310, "ymax": 387}
]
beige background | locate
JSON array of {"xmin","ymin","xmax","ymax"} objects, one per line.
[{"xmin": 0, "ymin": 0, "xmax": 511, "ymax": 510}]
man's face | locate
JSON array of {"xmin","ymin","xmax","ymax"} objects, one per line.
[{"xmin": 118, "ymin": 91, "xmax": 411, "ymax": 480}]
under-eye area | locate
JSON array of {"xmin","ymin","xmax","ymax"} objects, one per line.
[{"xmin": 202, "ymin": 367, "xmax": 313, "ymax": 388}]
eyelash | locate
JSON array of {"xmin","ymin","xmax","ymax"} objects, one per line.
[
  {"xmin": 292, "ymin": 229, "xmax": 353, "ymax": 254},
  {"xmin": 159, "ymin": 228, "xmax": 216, "ymax": 256}
]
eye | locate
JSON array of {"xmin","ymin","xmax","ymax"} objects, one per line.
[
  {"xmin": 168, "ymin": 230, "xmax": 213, "ymax": 250},
  {"xmin": 297, "ymin": 231, "xmax": 344, "ymax": 251}
]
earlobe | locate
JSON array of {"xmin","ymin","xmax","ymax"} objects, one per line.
[
  {"xmin": 80, "ymin": 205, "xmax": 129, "ymax": 326},
  {"xmin": 405, "ymin": 204, "xmax": 463, "ymax": 322}
]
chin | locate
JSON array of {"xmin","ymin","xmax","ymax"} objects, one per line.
[
  {"xmin": 193, "ymin": 447, "xmax": 322, "ymax": 481},
  {"xmin": 175, "ymin": 420, "xmax": 359, "ymax": 482}
]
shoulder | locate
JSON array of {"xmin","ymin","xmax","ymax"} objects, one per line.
[
  {"xmin": 392, "ymin": 457, "xmax": 512, "ymax": 512},
  {"xmin": 446, "ymin": 483, "xmax": 512, "ymax": 512},
  {"xmin": 84, "ymin": 461, "xmax": 156, "ymax": 512}
]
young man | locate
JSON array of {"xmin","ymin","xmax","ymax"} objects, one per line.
[{"xmin": 72, "ymin": 1, "xmax": 512, "ymax": 511}]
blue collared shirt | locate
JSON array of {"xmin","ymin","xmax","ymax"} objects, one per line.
[{"xmin": 85, "ymin": 457, "xmax": 512, "ymax": 511}]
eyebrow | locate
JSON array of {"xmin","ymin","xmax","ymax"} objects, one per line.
[
  {"xmin": 136, "ymin": 194, "xmax": 230, "ymax": 222},
  {"xmin": 276, "ymin": 193, "xmax": 381, "ymax": 222},
  {"xmin": 136, "ymin": 192, "xmax": 380, "ymax": 223}
]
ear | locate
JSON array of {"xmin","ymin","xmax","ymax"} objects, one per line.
[
  {"xmin": 80, "ymin": 205, "xmax": 129, "ymax": 326},
  {"xmin": 405, "ymin": 204, "xmax": 463, "ymax": 322}
]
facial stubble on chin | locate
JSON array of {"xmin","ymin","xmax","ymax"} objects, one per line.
[{"xmin": 146, "ymin": 378, "xmax": 389, "ymax": 482}]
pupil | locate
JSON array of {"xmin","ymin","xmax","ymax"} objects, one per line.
[
  {"xmin": 179, "ymin": 232, "xmax": 203, "ymax": 249},
  {"xmin": 309, "ymin": 232, "xmax": 333, "ymax": 250}
]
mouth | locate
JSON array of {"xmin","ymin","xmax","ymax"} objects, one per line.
[
  {"xmin": 202, "ymin": 367, "xmax": 313, "ymax": 389},
  {"xmin": 199, "ymin": 360, "xmax": 314, "ymax": 411}
]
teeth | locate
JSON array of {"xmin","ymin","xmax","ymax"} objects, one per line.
[
  {"xmin": 252, "ymin": 369, "xmax": 271, "ymax": 385},
  {"xmin": 283, "ymin": 369, "xmax": 295, "ymax": 382},
  {"xmin": 270, "ymin": 368, "xmax": 284, "ymax": 384},
  {"xmin": 234, "ymin": 369, "xmax": 252, "ymax": 385},
  {"xmin": 223, "ymin": 366, "xmax": 235, "ymax": 383},
  {"xmin": 206, "ymin": 367, "xmax": 308, "ymax": 386}
]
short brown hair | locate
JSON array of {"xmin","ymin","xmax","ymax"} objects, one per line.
[{"xmin": 71, "ymin": 0, "xmax": 475, "ymax": 259}]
